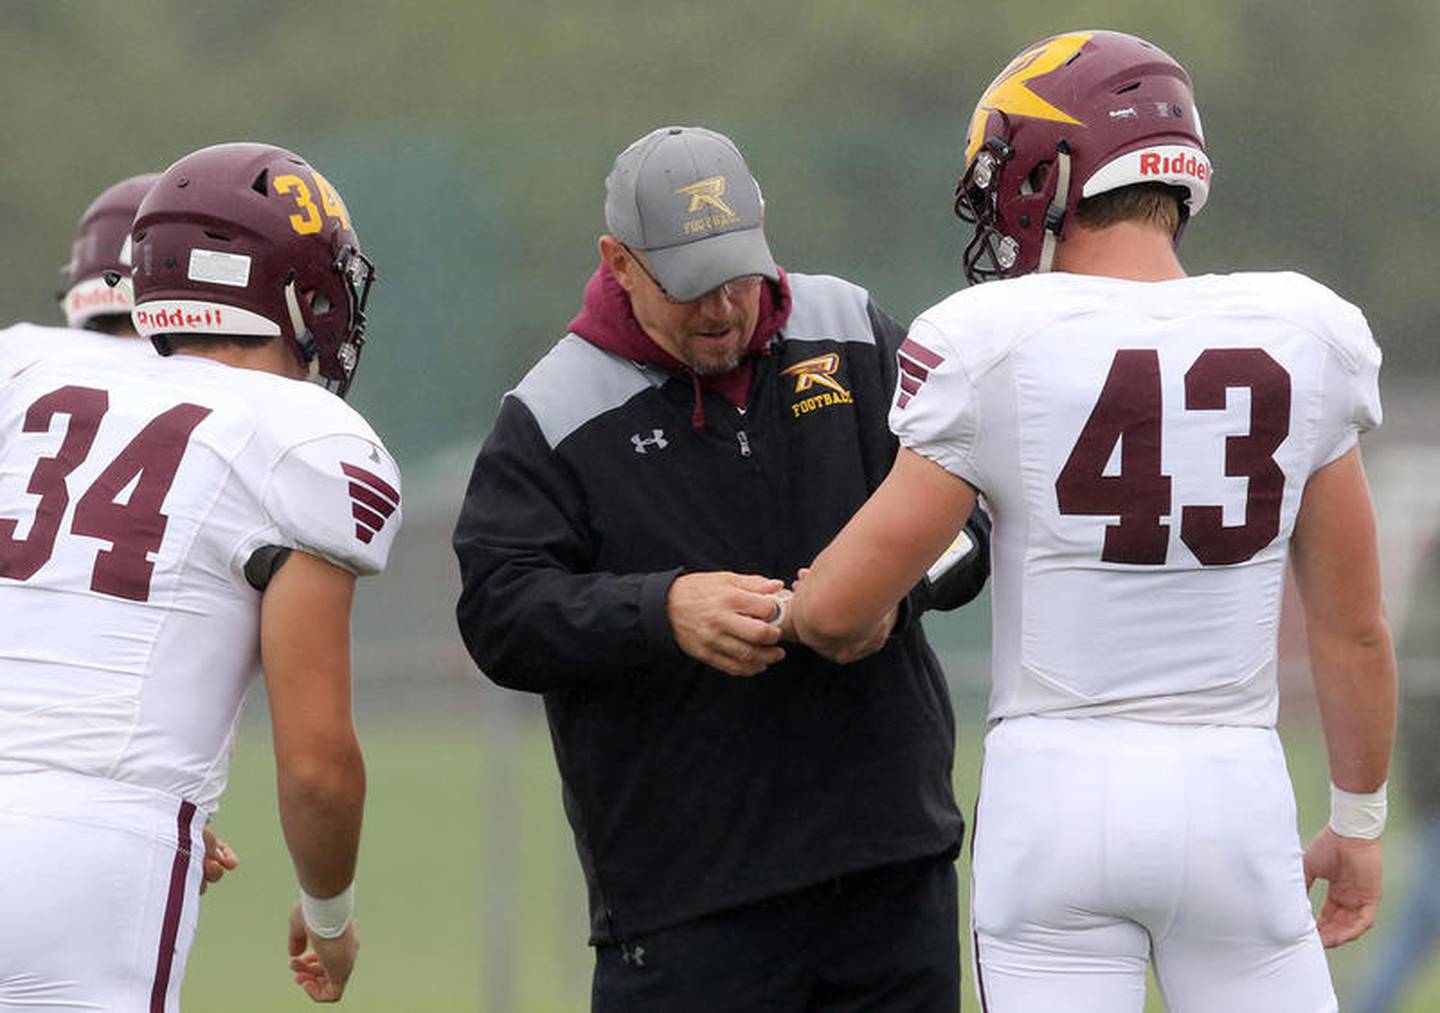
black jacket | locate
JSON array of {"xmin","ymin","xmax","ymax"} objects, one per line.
[{"xmin": 453, "ymin": 272, "xmax": 987, "ymax": 943}]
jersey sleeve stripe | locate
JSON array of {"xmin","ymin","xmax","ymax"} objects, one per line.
[
  {"xmin": 348, "ymin": 481, "xmax": 397, "ymax": 518},
  {"xmin": 899, "ymin": 337, "xmax": 945, "ymax": 370},
  {"xmin": 339, "ymin": 462, "xmax": 399, "ymax": 505},
  {"xmin": 899, "ymin": 357, "xmax": 931, "ymax": 382},
  {"xmin": 352, "ymin": 502, "xmax": 387, "ymax": 531}
]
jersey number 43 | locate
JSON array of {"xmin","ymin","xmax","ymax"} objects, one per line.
[
  {"xmin": 1056, "ymin": 348, "xmax": 1290, "ymax": 567},
  {"xmin": 0, "ymin": 385, "xmax": 210, "ymax": 601}
]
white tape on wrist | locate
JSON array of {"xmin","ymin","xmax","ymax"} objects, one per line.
[
  {"xmin": 765, "ymin": 590, "xmax": 792, "ymax": 630},
  {"xmin": 1329, "ymin": 782, "xmax": 1387, "ymax": 839},
  {"xmin": 300, "ymin": 883, "xmax": 355, "ymax": 939}
]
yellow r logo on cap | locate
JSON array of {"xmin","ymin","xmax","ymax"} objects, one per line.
[{"xmin": 675, "ymin": 176, "xmax": 737, "ymax": 218}]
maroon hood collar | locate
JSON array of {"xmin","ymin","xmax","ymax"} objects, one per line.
[{"xmin": 567, "ymin": 259, "xmax": 793, "ymax": 427}]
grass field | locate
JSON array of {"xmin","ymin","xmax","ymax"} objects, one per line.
[{"xmin": 183, "ymin": 696, "xmax": 1440, "ymax": 1012}]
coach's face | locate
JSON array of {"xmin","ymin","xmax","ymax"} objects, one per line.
[{"xmin": 601, "ymin": 236, "xmax": 762, "ymax": 376}]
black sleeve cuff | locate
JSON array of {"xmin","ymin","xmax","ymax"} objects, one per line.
[{"xmin": 639, "ymin": 568, "xmax": 686, "ymax": 661}]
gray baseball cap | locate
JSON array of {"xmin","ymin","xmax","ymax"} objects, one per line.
[{"xmin": 605, "ymin": 126, "xmax": 779, "ymax": 302}]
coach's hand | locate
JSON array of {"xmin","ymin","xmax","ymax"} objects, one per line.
[
  {"xmin": 288, "ymin": 903, "xmax": 359, "ymax": 1002},
  {"xmin": 1303, "ymin": 827, "xmax": 1382, "ymax": 947},
  {"xmin": 668, "ymin": 572, "xmax": 787, "ymax": 677},
  {"xmin": 200, "ymin": 826, "xmax": 239, "ymax": 894}
]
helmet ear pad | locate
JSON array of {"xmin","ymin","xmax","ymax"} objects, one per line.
[{"xmin": 958, "ymin": 121, "xmax": 1070, "ymax": 282}]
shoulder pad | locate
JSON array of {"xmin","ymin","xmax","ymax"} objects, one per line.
[{"xmin": 263, "ymin": 433, "xmax": 402, "ymax": 576}]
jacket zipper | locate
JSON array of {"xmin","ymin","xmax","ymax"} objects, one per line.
[{"xmin": 736, "ymin": 430, "xmax": 752, "ymax": 457}]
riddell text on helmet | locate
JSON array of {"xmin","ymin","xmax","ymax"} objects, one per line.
[
  {"xmin": 1139, "ymin": 151, "xmax": 1210, "ymax": 183},
  {"xmin": 134, "ymin": 306, "xmax": 226, "ymax": 331},
  {"xmin": 67, "ymin": 286, "xmax": 130, "ymax": 314}
]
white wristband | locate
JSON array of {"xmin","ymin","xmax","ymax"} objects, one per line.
[
  {"xmin": 1329, "ymin": 782, "xmax": 1387, "ymax": 840},
  {"xmin": 300, "ymin": 883, "xmax": 355, "ymax": 939}
]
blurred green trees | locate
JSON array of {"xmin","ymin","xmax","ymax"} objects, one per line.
[{"xmin": 4, "ymin": 0, "xmax": 1435, "ymax": 458}]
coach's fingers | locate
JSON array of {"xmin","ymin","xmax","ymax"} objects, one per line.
[
  {"xmin": 724, "ymin": 573, "xmax": 786, "ymax": 593},
  {"xmin": 736, "ymin": 588, "xmax": 789, "ymax": 624},
  {"xmin": 705, "ymin": 633, "xmax": 785, "ymax": 676}
]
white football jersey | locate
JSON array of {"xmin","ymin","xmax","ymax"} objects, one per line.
[
  {"xmin": 893, "ymin": 272, "xmax": 1381, "ymax": 725},
  {"xmin": 0, "ymin": 323, "xmax": 401, "ymax": 808}
]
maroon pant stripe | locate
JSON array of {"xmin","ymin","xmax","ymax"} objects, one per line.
[
  {"xmin": 150, "ymin": 800, "xmax": 197, "ymax": 1013},
  {"xmin": 970, "ymin": 795, "xmax": 991, "ymax": 1013}
]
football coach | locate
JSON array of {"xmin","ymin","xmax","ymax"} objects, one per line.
[{"xmin": 453, "ymin": 125, "xmax": 989, "ymax": 1012}]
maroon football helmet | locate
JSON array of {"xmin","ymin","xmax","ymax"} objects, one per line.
[
  {"xmin": 59, "ymin": 173, "xmax": 160, "ymax": 329},
  {"xmin": 955, "ymin": 30, "xmax": 1211, "ymax": 284},
  {"xmin": 131, "ymin": 142, "xmax": 375, "ymax": 397}
]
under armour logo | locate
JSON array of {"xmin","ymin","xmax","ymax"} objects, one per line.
[
  {"xmin": 631, "ymin": 430, "xmax": 668, "ymax": 454},
  {"xmin": 621, "ymin": 944, "xmax": 646, "ymax": 967}
]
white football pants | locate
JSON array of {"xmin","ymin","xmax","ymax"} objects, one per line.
[
  {"xmin": 0, "ymin": 769, "xmax": 204, "ymax": 1012},
  {"xmin": 971, "ymin": 715, "xmax": 1336, "ymax": 1013}
]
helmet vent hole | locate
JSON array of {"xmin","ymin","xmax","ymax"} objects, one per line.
[
  {"xmin": 1115, "ymin": 80, "xmax": 1142, "ymax": 94},
  {"xmin": 1021, "ymin": 162, "xmax": 1052, "ymax": 196},
  {"xmin": 251, "ymin": 169, "xmax": 269, "ymax": 196}
]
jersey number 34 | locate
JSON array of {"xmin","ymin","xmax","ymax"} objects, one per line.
[
  {"xmin": 1056, "ymin": 348, "xmax": 1290, "ymax": 567},
  {"xmin": 0, "ymin": 385, "xmax": 211, "ymax": 601}
]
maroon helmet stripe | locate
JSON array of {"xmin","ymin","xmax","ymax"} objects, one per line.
[
  {"xmin": 348, "ymin": 481, "xmax": 396, "ymax": 518},
  {"xmin": 352, "ymin": 503, "xmax": 385, "ymax": 531},
  {"xmin": 899, "ymin": 338, "xmax": 944, "ymax": 370},
  {"xmin": 340, "ymin": 462, "xmax": 398, "ymax": 505},
  {"xmin": 150, "ymin": 800, "xmax": 197, "ymax": 1012},
  {"xmin": 354, "ymin": 523, "xmax": 375, "ymax": 544}
]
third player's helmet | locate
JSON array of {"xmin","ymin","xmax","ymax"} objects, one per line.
[
  {"xmin": 955, "ymin": 30, "xmax": 1210, "ymax": 284},
  {"xmin": 60, "ymin": 173, "xmax": 160, "ymax": 329},
  {"xmin": 131, "ymin": 142, "xmax": 375, "ymax": 397}
]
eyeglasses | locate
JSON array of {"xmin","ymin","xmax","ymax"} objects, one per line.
[{"xmin": 621, "ymin": 243, "xmax": 763, "ymax": 305}]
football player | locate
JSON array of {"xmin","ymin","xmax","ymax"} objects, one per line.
[
  {"xmin": 787, "ymin": 30, "xmax": 1395, "ymax": 1012},
  {"xmin": 0, "ymin": 142, "xmax": 397, "ymax": 1008},
  {"xmin": 58, "ymin": 173, "xmax": 160, "ymax": 336},
  {"xmin": 57, "ymin": 171, "xmax": 244, "ymax": 893}
]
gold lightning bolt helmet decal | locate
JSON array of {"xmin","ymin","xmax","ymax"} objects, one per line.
[
  {"xmin": 965, "ymin": 31, "xmax": 1094, "ymax": 165},
  {"xmin": 675, "ymin": 176, "xmax": 737, "ymax": 218}
]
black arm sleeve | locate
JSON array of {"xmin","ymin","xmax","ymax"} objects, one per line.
[
  {"xmin": 867, "ymin": 299, "xmax": 992, "ymax": 619},
  {"xmin": 452, "ymin": 396, "xmax": 683, "ymax": 694}
]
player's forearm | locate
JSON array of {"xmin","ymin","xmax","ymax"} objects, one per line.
[
  {"xmin": 1308, "ymin": 622, "xmax": 1397, "ymax": 793},
  {"xmin": 276, "ymin": 736, "xmax": 366, "ymax": 898}
]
